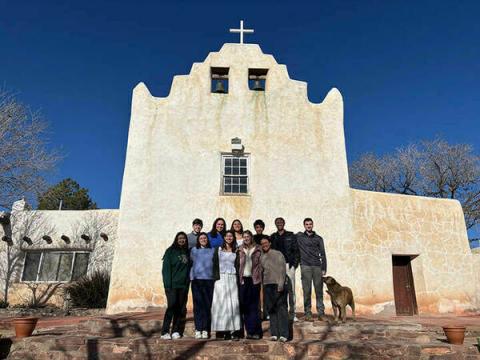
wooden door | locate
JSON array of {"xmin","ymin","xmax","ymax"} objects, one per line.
[{"xmin": 392, "ymin": 256, "xmax": 418, "ymax": 316}]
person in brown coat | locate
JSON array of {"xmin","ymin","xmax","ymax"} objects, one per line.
[{"xmin": 260, "ymin": 237, "xmax": 289, "ymax": 342}]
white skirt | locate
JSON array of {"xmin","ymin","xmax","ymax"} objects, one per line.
[{"xmin": 211, "ymin": 273, "xmax": 241, "ymax": 331}]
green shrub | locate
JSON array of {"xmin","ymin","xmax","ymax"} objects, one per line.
[
  {"xmin": 66, "ymin": 271, "xmax": 110, "ymax": 308},
  {"xmin": 0, "ymin": 300, "xmax": 9, "ymax": 308}
]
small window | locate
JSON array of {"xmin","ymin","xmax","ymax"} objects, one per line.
[
  {"xmin": 222, "ymin": 155, "xmax": 249, "ymax": 194},
  {"xmin": 22, "ymin": 251, "xmax": 90, "ymax": 282},
  {"xmin": 211, "ymin": 67, "xmax": 229, "ymax": 94},
  {"xmin": 248, "ymin": 68, "xmax": 268, "ymax": 91}
]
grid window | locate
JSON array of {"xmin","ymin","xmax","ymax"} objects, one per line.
[
  {"xmin": 223, "ymin": 155, "xmax": 248, "ymax": 194},
  {"xmin": 22, "ymin": 251, "xmax": 90, "ymax": 282}
]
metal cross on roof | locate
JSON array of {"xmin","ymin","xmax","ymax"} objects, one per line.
[{"xmin": 229, "ymin": 20, "xmax": 254, "ymax": 44}]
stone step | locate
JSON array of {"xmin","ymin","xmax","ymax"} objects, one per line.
[
  {"xmin": 75, "ymin": 317, "xmax": 426, "ymax": 337},
  {"xmin": 4, "ymin": 317, "xmax": 480, "ymax": 359},
  {"xmin": 7, "ymin": 336, "xmax": 479, "ymax": 360}
]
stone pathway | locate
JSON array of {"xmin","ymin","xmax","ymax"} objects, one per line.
[{"xmin": 0, "ymin": 312, "xmax": 479, "ymax": 359}]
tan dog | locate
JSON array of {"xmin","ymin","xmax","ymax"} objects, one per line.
[{"xmin": 323, "ymin": 276, "xmax": 355, "ymax": 323}]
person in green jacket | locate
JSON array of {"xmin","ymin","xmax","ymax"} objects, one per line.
[{"xmin": 161, "ymin": 231, "xmax": 190, "ymax": 340}]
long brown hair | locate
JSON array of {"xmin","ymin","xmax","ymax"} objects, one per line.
[
  {"xmin": 172, "ymin": 231, "xmax": 188, "ymax": 251},
  {"xmin": 222, "ymin": 230, "xmax": 237, "ymax": 252},
  {"xmin": 230, "ymin": 219, "xmax": 244, "ymax": 236},
  {"xmin": 209, "ymin": 217, "xmax": 227, "ymax": 237},
  {"xmin": 195, "ymin": 232, "xmax": 211, "ymax": 249}
]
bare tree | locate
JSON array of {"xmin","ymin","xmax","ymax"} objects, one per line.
[
  {"xmin": 349, "ymin": 153, "xmax": 395, "ymax": 193},
  {"xmin": 22, "ymin": 282, "xmax": 63, "ymax": 308},
  {"xmin": 391, "ymin": 145, "xmax": 421, "ymax": 195},
  {"xmin": 69, "ymin": 211, "xmax": 116, "ymax": 273},
  {"xmin": 0, "ymin": 208, "xmax": 55, "ymax": 304},
  {"xmin": 349, "ymin": 138, "xmax": 480, "ymax": 241},
  {"xmin": 0, "ymin": 91, "xmax": 60, "ymax": 209}
]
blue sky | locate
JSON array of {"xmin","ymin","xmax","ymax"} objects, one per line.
[{"xmin": 1, "ymin": 0, "xmax": 479, "ymax": 209}]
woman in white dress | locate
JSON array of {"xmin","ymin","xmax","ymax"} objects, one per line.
[{"xmin": 211, "ymin": 230, "xmax": 241, "ymax": 340}]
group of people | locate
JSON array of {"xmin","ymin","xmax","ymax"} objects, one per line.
[{"xmin": 161, "ymin": 217, "xmax": 328, "ymax": 342}]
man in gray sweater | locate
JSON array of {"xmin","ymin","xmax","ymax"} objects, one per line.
[
  {"xmin": 296, "ymin": 218, "xmax": 327, "ymax": 321},
  {"xmin": 187, "ymin": 218, "xmax": 203, "ymax": 249}
]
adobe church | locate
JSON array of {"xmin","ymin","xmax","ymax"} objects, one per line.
[
  {"xmin": 1, "ymin": 27, "xmax": 478, "ymax": 316},
  {"xmin": 106, "ymin": 34, "xmax": 479, "ymax": 316}
]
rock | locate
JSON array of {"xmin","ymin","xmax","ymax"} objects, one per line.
[{"xmin": 415, "ymin": 334, "xmax": 431, "ymax": 344}]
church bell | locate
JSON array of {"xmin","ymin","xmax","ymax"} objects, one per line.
[
  {"xmin": 215, "ymin": 80, "xmax": 226, "ymax": 93},
  {"xmin": 252, "ymin": 79, "xmax": 264, "ymax": 91}
]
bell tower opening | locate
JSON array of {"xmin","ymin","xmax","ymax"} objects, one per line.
[
  {"xmin": 248, "ymin": 68, "xmax": 268, "ymax": 91},
  {"xmin": 211, "ymin": 67, "xmax": 229, "ymax": 94}
]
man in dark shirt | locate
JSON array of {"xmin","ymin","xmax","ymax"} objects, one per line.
[
  {"xmin": 271, "ymin": 217, "xmax": 300, "ymax": 321},
  {"xmin": 253, "ymin": 219, "xmax": 269, "ymax": 244},
  {"xmin": 296, "ymin": 218, "xmax": 327, "ymax": 321},
  {"xmin": 253, "ymin": 219, "xmax": 269, "ymax": 320}
]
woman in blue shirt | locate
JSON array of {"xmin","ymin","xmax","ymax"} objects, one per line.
[
  {"xmin": 190, "ymin": 232, "xmax": 215, "ymax": 339},
  {"xmin": 207, "ymin": 217, "xmax": 226, "ymax": 248}
]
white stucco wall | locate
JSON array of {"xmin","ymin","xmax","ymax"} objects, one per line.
[
  {"xmin": 107, "ymin": 43, "xmax": 355, "ymax": 313},
  {"xmin": 106, "ymin": 43, "xmax": 478, "ymax": 315},
  {"xmin": 0, "ymin": 208, "xmax": 118, "ymax": 306},
  {"xmin": 351, "ymin": 190, "xmax": 479, "ymax": 314}
]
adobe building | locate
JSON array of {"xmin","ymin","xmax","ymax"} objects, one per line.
[
  {"xmin": 106, "ymin": 41, "xmax": 479, "ymax": 316},
  {"xmin": 1, "ymin": 38, "xmax": 478, "ymax": 316}
]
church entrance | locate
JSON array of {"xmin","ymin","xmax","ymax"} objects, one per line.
[{"xmin": 392, "ymin": 255, "xmax": 418, "ymax": 316}]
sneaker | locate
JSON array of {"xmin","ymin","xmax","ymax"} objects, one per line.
[
  {"xmin": 171, "ymin": 332, "xmax": 181, "ymax": 340},
  {"xmin": 231, "ymin": 332, "xmax": 239, "ymax": 341},
  {"xmin": 195, "ymin": 330, "xmax": 202, "ymax": 339},
  {"xmin": 201, "ymin": 331, "xmax": 209, "ymax": 339},
  {"xmin": 294, "ymin": 316, "xmax": 299, "ymax": 322},
  {"xmin": 318, "ymin": 313, "xmax": 327, "ymax": 321},
  {"xmin": 269, "ymin": 336, "xmax": 278, "ymax": 341},
  {"xmin": 160, "ymin": 333, "xmax": 171, "ymax": 340},
  {"xmin": 278, "ymin": 336, "xmax": 288, "ymax": 342},
  {"xmin": 304, "ymin": 313, "xmax": 313, "ymax": 321}
]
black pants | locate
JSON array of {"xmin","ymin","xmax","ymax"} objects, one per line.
[
  {"xmin": 191, "ymin": 279, "xmax": 214, "ymax": 332},
  {"xmin": 239, "ymin": 277, "xmax": 262, "ymax": 336},
  {"xmin": 162, "ymin": 287, "xmax": 189, "ymax": 335},
  {"xmin": 264, "ymin": 284, "xmax": 289, "ymax": 339},
  {"xmin": 179, "ymin": 282, "xmax": 189, "ymax": 335}
]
